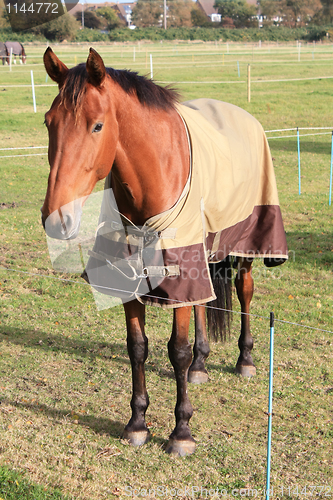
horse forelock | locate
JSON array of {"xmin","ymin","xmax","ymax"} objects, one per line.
[
  {"xmin": 58, "ymin": 63, "xmax": 180, "ymax": 116},
  {"xmin": 59, "ymin": 64, "xmax": 88, "ymax": 116}
]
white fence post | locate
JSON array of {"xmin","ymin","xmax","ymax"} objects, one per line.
[{"xmin": 31, "ymin": 70, "xmax": 37, "ymax": 113}]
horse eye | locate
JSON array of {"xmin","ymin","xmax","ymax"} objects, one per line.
[{"xmin": 92, "ymin": 122, "xmax": 103, "ymax": 133}]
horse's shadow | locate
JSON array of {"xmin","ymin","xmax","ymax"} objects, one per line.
[
  {"xmin": 206, "ymin": 362, "xmax": 236, "ymax": 375},
  {"xmin": 0, "ymin": 325, "xmax": 181, "ymax": 439},
  {"xmin": 0, "ymin": 325, "xmax": 236, "ymax": 387},
  {"xmin": 0, "ymin": 325, "xmax": 177, "ymax": 379},
  {"xmin": 2, "ymin": 396, "xmax": 169, "ymax": 447},
  {"xmin": 0, "ymin": 324, "xmax": 128, "ymax": 357},
  {"xmin": 1, "ymin": 396, "xmax": 124, "ymax": 438},
  {"xmin": 270, "ymin": 139, "xmax": 331, "ymax": 155}
]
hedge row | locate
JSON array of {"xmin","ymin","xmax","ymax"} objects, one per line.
[
  {"xmin": 0, "ymin": 25, "xmax": 330, "ymax": 44},
  {"xmin": 108, "ymin": 26, "xmax": 317, "ymax": 42},
  {"xmin": 0, "ymin": 28, "xmax": 47, "ymax": 42}
]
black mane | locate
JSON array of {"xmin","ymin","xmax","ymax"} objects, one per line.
[{"xmin": 60, "ymin": 63, "xmax": 180, "ymax": 113}]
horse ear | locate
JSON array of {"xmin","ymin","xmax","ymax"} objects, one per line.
[
  {"xmin": 43, "ymin": 47, "xmax": 68, "ymax": 87},
  {"xmin": 86, "ymin": 48, "xmax": 106, "ymax": 87}
]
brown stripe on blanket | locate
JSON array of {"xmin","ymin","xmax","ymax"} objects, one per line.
[
  {"xmin": 208, "ymin": 205, "xmax": 288, "ymax": 261},
  {"xmin": 138, "ymin": 244, "xmax": 215, "ymax": 308}
]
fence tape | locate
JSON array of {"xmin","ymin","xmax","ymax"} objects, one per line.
[
  {"xmin": 0, "ymin": 146, "xmax": 47, "ymax": 151},
  {"xmin": 3, "ymin": 74, "xmax": 333, "ymax": 89},
  {"xmin": 2, "ymin": 129, "xmax": 333, "ymax": 159},
  {"xmin": 0, "ymin": 153, "xmax": 46, "ymax": 159},
  {"xmin": 1, "ymin": 266, "xmax": 332, "ymax": 335},
  {"xmin": 267, "ymin": 131, "xmax": 333, "ymax": 140}
]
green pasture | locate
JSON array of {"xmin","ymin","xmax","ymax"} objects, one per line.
[{"xmin": 0, "ymin": 42, "xmax": 332, "ymax": 500}]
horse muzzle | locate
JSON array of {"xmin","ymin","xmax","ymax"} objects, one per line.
[{"xmin": 41, "ymin": 206, "xmax": 82, "ymax": 240}]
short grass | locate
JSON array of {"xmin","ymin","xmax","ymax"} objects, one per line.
[{"xmin": 0, "ymin": 42, "xmax": 333, "ymax": 500}]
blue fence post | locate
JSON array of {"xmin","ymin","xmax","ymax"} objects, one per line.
[
  {"xmin": 329, "ymin": 132, "xmax": 333, "ymax": 206},
  {"xmin": 297, "ymin": 127, "xmax": 301, "ymax": 195},
  {"xmin": 265, "ymin": 312, "xmax": 275, "ymax": 500},
  {"xmin": 237, "ymin": 61, "xmax": 240, "ymax": 77}
]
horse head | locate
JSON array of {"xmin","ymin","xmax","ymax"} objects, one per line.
[{"xmin": 41, "ymin": 48, "xmax": 118, "ymax": 239}]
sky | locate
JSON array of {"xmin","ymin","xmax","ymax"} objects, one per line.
[
  {"xmin": 79, "ymin": 0, "xmax": 196, "ymax": 4},
  {"xmin": 79, "ymin": 0, "xmax": 137, "ymax": 3}
]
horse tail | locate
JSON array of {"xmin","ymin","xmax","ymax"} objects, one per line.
[
  {"xmin": 206, "ymin": 257, "xmax": 233, "ymax": 342},
  {"xmin": 5, "ymin": 44, "xmax": 9, "ymax": 65},
  {"xmin": 20, "ymin": 44, "xmax": 26, "ymax": 64}
]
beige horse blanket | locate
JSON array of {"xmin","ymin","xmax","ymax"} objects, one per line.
[{"xmin": 84, "ymin": 98, "xmax": 288, "ymax": 308}]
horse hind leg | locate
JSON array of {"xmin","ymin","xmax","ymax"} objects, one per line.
[
  {"xmin": 188, "ymin": 305, "xmax": 210, "ymax": 384},
  {"xmin": 234, "ymin": 257, "xmax": 256, "ymax": 377},
  {"xmin": 166, "ymin": 306, "xmax": 196, "ymax": 456},
  {"xmin": 122, "ymin": 300, "xmax": 150, "ymax": 446}
]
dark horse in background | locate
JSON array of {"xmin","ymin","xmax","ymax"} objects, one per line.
[
  {"xmin": 0, "ymin": 42, "xmax": 7, "ymax": 65},
  {"xmin": 1, "ymin": 41, "xmax": 26, "ymax": 64},
  {"xmin": 42, "ymin": 48, "xmax": 286, "ymax": 456}
]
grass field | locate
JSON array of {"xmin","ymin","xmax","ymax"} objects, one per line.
[{"xmin": 0, "ymin": 41, "xmax": 333, "ymax": 500}]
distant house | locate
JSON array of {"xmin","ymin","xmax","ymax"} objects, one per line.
[
  {"xmin": 196, "ymin": 0, "xmax": 221, "ymax": 23},
  {"xmin": 112, "ymin": 3, "xmax": 136, "ymax": 27},
  {"xmin": 196, "ymin": 0, "xmax": 258, "ymax": 23},
  {"xmin": 66, "ymin": 2, "xmax": 116, "ymax": 17},
  {"xmin": 66, "ymin": 2, "xmax": 88, "ymax": 16}
]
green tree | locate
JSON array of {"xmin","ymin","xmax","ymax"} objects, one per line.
[
  {"xmin": 282, "ymin": 0, "xmax": 322, "ymax": 26},
  {"xmin": 2, "ymin": 0, "xmax": 67, "ymax": 33},
  {"xmin": 286, "ymin": 0, "xmax": 306, "ymax": 25},
  {"xmin": 191, "ymin": 5, "xmax": 212, "ymax": 26},
  {"xmin": 38, "ymin": 13, "xmax": 79, "ymax": 40},
  {"xmin": 0, "ymin": 2, "xmax": 10, "ymax": 29},
  {"xmin": 96, "ymin": 7, "xmax": 124, "ymax": 30},
  {"xmin": 75, "ymin": 10, "xmax": 106, "ymax": 30},
  {"xmin": 131, "ymin": 0, "xmax": 163, "ymax": 27},
  {"xmin": 214, "ymin": 0, "xmax": 257, "ymax": 27},
  {"xmin": 259, "ymin": 0, "xmax": 282, "ymax": 24},
  {"xmin": 168, "ymin": 0, "xmax": 193, "ymax": 27},
  {"xmin": 320, "ymin": 0, "xmax": 333, "ymax": 22}
]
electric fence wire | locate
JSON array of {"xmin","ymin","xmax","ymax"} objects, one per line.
[{"xmin": 1, "ymin": 265, "xmax": 332, "ymax": 335}]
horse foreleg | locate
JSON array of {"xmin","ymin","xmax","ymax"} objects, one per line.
[
  {"xmin": 235, "ymin": 258, "xmax": 256, "ymax": 377},
  {"xmin": 188, "ymin": 305, "xmax": 210, "ymax": 384},
  {"xmin": 166, "ymin": 306, "xmax": 195, "ymax": 456},
  {"xmin": 123, "ymin": 299, "xmax": 150, "ymax": 446}
]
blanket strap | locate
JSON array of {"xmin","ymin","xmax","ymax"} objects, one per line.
[
  {"xmin": 88, "ymin": 250, "xmax": 180, "ymax": 280},
  {"xmin": 96, "ymin": 221, "xmax": 177, "ymax": 241}
]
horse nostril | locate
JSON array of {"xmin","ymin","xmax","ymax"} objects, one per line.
[{"xmin": 60, "ymin": 213, "xmax": 74, "ymax": 235}]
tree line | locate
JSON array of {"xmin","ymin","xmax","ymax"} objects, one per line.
[
  {"xmin": 1, "ymin": 0, "xmax": 333, "ymax": 41},
  {"xmin": 131, "ymin": 0, "xmax": 333, "ymax": 29}
]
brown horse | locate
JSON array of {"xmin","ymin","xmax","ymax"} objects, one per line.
[{"xmin": 42, "ymin": 47, "xmax": 287, "ymax": 456}]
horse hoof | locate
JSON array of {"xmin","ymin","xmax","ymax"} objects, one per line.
[
  {"xmin": 122, "ymin": 429, "xmax": 150, "ymax": 446},
  {"xmin": 188, "ymin": 370, "xmax": 209, "ymax": 384},
  {"xmin": 235, "ymin": 365, "xmax": 256, "ymax": 377},
  {"xmin": 165, "ymin": 438, "xmax": 196, "ymax": 456}
]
